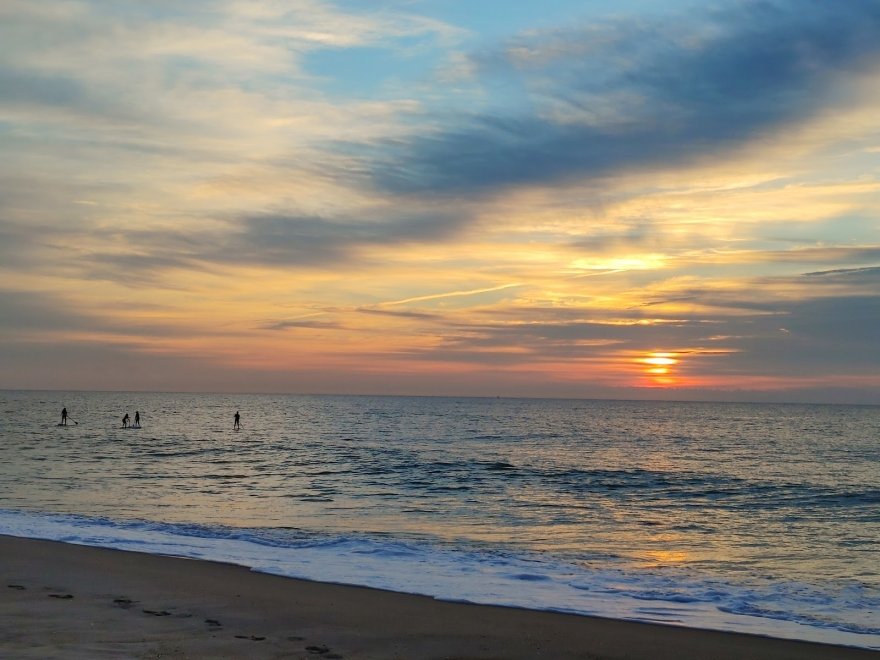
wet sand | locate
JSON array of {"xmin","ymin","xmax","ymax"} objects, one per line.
[{"xmin": 1, "ymin": 535, "xmax": 876, "ymax": 659}]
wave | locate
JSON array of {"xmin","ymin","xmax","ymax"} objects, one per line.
[
  {"xmin": 1, "ymin": 508, "xmax": 877, "ymax": 650},
  {"xmin": 359, "ymin": 457, "xmax": 880, "ymax": 511}
]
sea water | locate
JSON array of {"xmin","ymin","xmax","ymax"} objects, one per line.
[{"xmin": 1, "ymin": 390, "xmax": 878, "ymax": 649}]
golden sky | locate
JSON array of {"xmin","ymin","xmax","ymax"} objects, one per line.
[{"xmin": 2, "ymin": 1, "xmax": 879, "ymax": 402}]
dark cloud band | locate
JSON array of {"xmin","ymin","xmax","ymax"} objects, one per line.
[{"xmin": 365, "ymin": 0, "xmax": 880, "ymax": 196}]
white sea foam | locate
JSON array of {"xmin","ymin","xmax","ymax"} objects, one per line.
[{"xmin": 1, "ymin": 508, "xmax": 877, "ymax": 650}]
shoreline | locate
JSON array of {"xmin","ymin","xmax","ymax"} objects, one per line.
[{"xmin": 2, "ymin": 535, "xmax": 877, "ymax": 659}]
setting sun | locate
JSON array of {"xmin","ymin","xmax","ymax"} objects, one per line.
[
  {"xmin": 643, "ymin": 353, "xmax": 678, "ymax": 366},
  {"xmin": 641, "ymin": 352, "xmax": 680, "ymax": 386}
]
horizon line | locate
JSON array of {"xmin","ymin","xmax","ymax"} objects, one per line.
[{"xmin": 2, "ymin": 387, "xmax": 877, "ymax": 408}]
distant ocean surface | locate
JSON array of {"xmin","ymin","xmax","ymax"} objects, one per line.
[{"xmin": 1, "ymin": 390, "xmax": 878, "ymax": 649}]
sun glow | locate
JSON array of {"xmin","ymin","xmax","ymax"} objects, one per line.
[
  {"xmin": 640, "ymin": 352, "xmax": 680, "ymax": 385},
  {"xmin": 644, "ymin": 355, "xmax": 676, "ymax": 366}
]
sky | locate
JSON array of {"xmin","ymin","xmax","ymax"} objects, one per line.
[{"xmin": 1, "ymin": 0, "xmax": 879, "ymax": 403}]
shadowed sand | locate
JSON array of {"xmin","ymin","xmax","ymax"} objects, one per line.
[{"xmin": 1, "ymin": 535, "xmax": 876, "ymax": 659}]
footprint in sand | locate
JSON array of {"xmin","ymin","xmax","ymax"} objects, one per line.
[
  {"xmin": 306, "ymin": 645, "xmax": 344, "ymax": 658},
  {"xmin": 235, "ymin": 634, "xmax": 266, "ymax": 641},
  {"xmin": 113, "ymin": 597, "xmax": 136, "ymax": 609},
  {"xmin": 142, "ymin": 609, "xmax": 172, "ymax": 616},
  {"xmin": 48, "ymin": 593, "xmax": 74, "ymax": 599},
  {"xmin": 7, "ymin": 584, "xmax": 26, "ymax": 590},
  {"xmin": 205, "ymin": 619, "xmax": 223, "ymax": 628}
]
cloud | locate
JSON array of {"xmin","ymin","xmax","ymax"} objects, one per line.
[
  {"xmin": 386, "ymin": 263, "xmax": 880, "ymax": 381},
  {"xmin": 804, "ymin": 265, "xmax": 880, "ymax": 279},
  {"xmin": 364, "ymin": 0, "xmax": 880, "ymax": 196},
  {"xmin": 356, "ymin": 308, "xmax": 442, "ymax": 321},
  {"xmin": 260, "ymin": 318, "xmax": 342, "ymax": 331},
  {"xmin": 219, "ymin": 211, "xmax": 465, "ymax": 266},
  {"xmin": 0, "ymin": 68, "xmax": 98, "ymax": 115},
  {"xmin": 724, "ymin": 247, "xmax": 880, "ymax": 266},
  {"xmin": 52, "ymin": 207, "xmax": 471, "ymax": 287},
  {"xmin": 0, "ymin": 290, "xmax": 92, "ymax": 334},
  {"xmin": 0, "ymin": 0, "xmax": 463, "ymax": 169},
  {"xmin": 0, "ymin": 288, "xmax": 226, "ymax": 344},
  {"xmin": 0, "ymin": 0, "xmax": 478, "ymax": 286}
]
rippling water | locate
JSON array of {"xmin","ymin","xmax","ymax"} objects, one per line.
[{"xmin": 1, "ymin": 390, "xmax": 878, "ymax": 648}]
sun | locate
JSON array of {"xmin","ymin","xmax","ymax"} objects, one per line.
[{"xmin": 640, "ymin": 352, "xmax": 679, "ymax": 385}]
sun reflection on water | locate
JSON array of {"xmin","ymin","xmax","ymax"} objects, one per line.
[{"xmin": 643, "ymin": 549, "xmax": 690, "ymax": 564}]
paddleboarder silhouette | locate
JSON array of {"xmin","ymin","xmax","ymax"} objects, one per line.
[{"xmin": 234, "ymin": 410, "xmax": 241, "ymax": 430}]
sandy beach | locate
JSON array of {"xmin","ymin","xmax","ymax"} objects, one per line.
[{"xmin": 1, "ymin": 535, "xmax": 875, "ymax": 659}]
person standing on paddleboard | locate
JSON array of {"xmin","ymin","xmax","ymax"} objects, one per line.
[
  {"xmin": 134, "ymin": 411, "xmax": 140, "ymax": 427},
  {"xmin": 61, "ymin": 408, "xmax": 67, "ymax": 426},
  {"xmin": 122, "ymin": 413, "xmax": 130, "ymax": 429},
  {"xmin": 234, "ymin": 410, "xmax": 241, "ymax": 430}
]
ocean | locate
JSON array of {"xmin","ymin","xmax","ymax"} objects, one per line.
[{"xmin": 1, "ymin": 390, "xmax": 878, "ymax": 649}]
